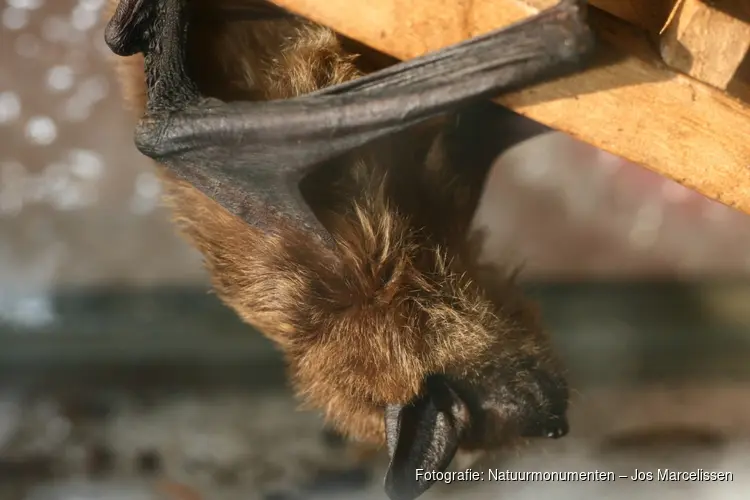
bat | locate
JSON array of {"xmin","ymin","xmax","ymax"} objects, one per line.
[{"xmin": 104, "ymin": 0, "xmax": 595, "ymax": 498}]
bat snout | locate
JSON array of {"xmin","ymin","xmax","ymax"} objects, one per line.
[
  {"xmin": 380, "ymin": 370, "xmax": 571, "ymax": 500},
  {"xmin": 518, "ymin": 366, "xmax": 570, "ymax": 440},
  {"xmin": 521, "ymin": 412, "xmax": 569, "ymax": 440},
  {"xmin": 448, "ymin": 359, "xmax": 571, "ymax": 449}
]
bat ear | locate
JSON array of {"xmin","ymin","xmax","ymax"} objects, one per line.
[{"xmin": 383, "ymin": 376, "xmax": 469, "ymax": 500}]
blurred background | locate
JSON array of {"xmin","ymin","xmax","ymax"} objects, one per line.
[{"xmin": 2, "ymin": 0, "xmax": 750, "ymax": 499}]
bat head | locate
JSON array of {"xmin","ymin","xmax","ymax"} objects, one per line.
[
  {"xmin": 276, "ymin": 208, "xmax": 569, "ymax": 500},
  {"xmin": 382, "ymin": 355, "xmax": 568, "ymax": 500}
]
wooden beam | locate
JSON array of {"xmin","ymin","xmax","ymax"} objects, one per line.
[
  {"xmin": 525, "ymin": 0, "xmax": 676, "ymax": 34},
  {"xmin": 589, "ymin": 0, "xmax": 673, "ymax": 33},
  {"xmin": 271, "ymin": 0, "xmax": 750, "ymax": 216},
  {"xmin": 659, "ymin": 0, "xmax": 750, "ymax": 90}
]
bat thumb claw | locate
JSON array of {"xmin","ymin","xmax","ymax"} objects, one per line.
[
  {"xmin": 105, "ymin": 0, "xmax": 150, "ymax": 56},
  {"xmin": 105, "ymin": 0, "xmax": 162, "ymax": 56}
]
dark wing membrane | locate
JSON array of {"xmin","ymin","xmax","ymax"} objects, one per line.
[{"xmin": 109, "ymin": 0, "xmax": 594, "ymax": 245}]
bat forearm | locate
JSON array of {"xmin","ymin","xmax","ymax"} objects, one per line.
[
  {"xmin": 316, "ymin": 0, "xmax": 594, "ymax": 98},
  {"xmin": 140, "ymin": 0, "xmax": 594, "ymax": 149},
  {"xmin": 110, "ymin": 0, "xmax": 594, "ymax": 247}
]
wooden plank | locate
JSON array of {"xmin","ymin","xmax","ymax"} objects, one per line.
[
  {"xmin": 590, "ymin": 0, "xmax": 673, "ymax": 33},
  {"xmin": 271, "ymin": 0, "xmax": 750, "ymax": 216},
  {"xmin": 531, "ymin": 0, "xmax": 675, "ymax": 33},
  {"xmin": 659, "ymin": 0, "xmax": 750, "ymax": 90}
]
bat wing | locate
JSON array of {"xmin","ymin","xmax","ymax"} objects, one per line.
[{"xmin": 106, "ymin": 0, "xmax": 594, "ymax": 247}]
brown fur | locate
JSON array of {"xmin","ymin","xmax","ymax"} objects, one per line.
[{"xmin": 105, "ymin": 0, "xmax": 558, "ymax": 446}]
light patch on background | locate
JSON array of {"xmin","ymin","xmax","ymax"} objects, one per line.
[
  {"xmin": 70, "ymin": 2, "xmax": 98, "ymax": 31},
  {"xmin": 2, "ymin": 6, "xmax": 28, "ymax": 30},
  {"xmin": 0, "ymin": 161, "xmax": 26, "ymax": 216},
  {"xmin": 0, "ymin": 91, "xmax": 22, "ymax": 124},
  {"xmin": 0, "ymin": 237, "xmax": 61, "ymax": 329},
  {"xmin": 7, "ymin": 0, "xmax": 45, "ymax": 9},
  {"xmin": 0, "ymin": 150, "xmax": 105, "ymax": 214},
  {"xmin": 68, "ymin": 149, "xmax": 104, "ymax": 180},
  {"xmin": 629, "ymin": 201, "xmax": 664, "ymax": 250},
  {"xmin": 25, "ymin": 115, "xmax": 58, "ymax": 145},
  {"xmin": 41, "ymin": 15, "xmax": 75, "ymax": 43},
  {"xmin": 14, "ymin": 32, "xmax": 41, "ymax": 58},
  {"xmin": 46, "ymin": 65, "xmax": 75, "ymax": 92},
  {"xmin": 129, "ymin": 171, "xmax": 163, "ymax": 215}
]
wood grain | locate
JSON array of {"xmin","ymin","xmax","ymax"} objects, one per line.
[
  {"xmin": 576, "ymin": 0, "xmax": 673, "ymax": 33},
  {"xmin": 660, "ymin": 0, "xmax": 750, "ymax": 90},
  {"xmin": 271, "ymin": 0, "xmax": 750, "ymax": 215}
]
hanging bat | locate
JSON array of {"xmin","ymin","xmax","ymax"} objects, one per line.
[{"xmin": 104, "ymin": 0, "xmax": 595, "ymax": 498}]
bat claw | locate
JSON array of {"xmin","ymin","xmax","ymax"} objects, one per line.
[
  {"xmin": 105, "ymin": 0, "xmax": 156, "ymax": 56},
  {"xmin": 107, "ymin": 0, "xmax": 200, "ymax": 110}
]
